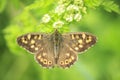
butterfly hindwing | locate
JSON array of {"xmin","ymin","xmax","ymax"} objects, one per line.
[
  {"xmin": 57, "ymin": 40, "xmax": 78, "ymax": 68},
  {"xmin": 35, "ymin": 36, "xmax": 55, "ymax": 68}
]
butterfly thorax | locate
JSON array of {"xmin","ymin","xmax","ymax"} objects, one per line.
[{"xmin": 51, "ymin": 30, "xmax": 62, "ymax": 62}]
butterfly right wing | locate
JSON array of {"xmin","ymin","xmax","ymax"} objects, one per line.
[
  {"xmin": 56, "ymin": 35, "xmax": 78, "ymax": 68},
  {"xmin": 57, "ymin": 32, "xmax": 96, "ymax": 68},
  {"xmin": 17, "ymin": 33, "xmax": 55, "ymax": 68},
  {"xmin": 64, "ymin": 32, "xmax": 97, "ymax": 53}
]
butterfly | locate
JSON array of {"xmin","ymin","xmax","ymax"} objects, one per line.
[{"xmin": 17, "ymin": 29, "xmax": 96, "ymax": 68}]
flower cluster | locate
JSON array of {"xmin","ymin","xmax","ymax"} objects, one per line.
[
  {"xmin": 42, "ymin": 14, "xmax": 51, "ymax": 23},
  {"xmin": 41, "ymin": 0, "xmax": 87, "ymax": 29},
  {"xmin": 53, "ymin": 20, "xmax": 64, "ymax": 28}
]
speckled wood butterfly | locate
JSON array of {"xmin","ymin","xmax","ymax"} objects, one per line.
[{"xmin": 17, "ymin": 30, "xmax": 96, "ymax": 68}]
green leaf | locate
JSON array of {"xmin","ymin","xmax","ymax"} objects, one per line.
[
  {"xmin": 84, "ymin": 0, "xmax": 104, "ymax": 8},
  {"xmin": 0, "ymin": 0, "xmax": 7, "ymax": 13},
  {"xmin": 102, "ymin": 1, "xmax": 120, "ymax": 14}
]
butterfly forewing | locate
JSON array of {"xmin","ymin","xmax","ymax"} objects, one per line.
[
  {"xmin": 63, "ymin": 32, "xmax": 96, "ymax": 53},
  {"xmin": 17, "ymin": 33, "xmax": 45, "ymax": 53}
]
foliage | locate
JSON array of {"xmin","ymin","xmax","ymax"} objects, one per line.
[
  {"xmin": 84, "ymin": 0, "xmax": 120, "ymax": 14},
  {"xmin": 102, "ymin": 1, "xmax": 120, "ymax": 14}
]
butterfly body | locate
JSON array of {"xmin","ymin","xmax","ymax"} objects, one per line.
[
  {"xmin": 50, "ymin": 30, "xmax": 62, "ymax": 60},
  {"xmin": 17, "ymin": 30, "xmax": 96, "ymax": 68}
]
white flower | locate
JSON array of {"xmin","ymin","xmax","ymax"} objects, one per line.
[
  {"xmin": 65, "ymin": 14, "xmax": 73, "ymax": 22},
  {"xmin": 66, "ymin": 4, "xmax": 79, "ymax": 11},
  {"xmin": 42, "ymin": 14, "xmax": 51, "ymax": 23},
  {"xmin": 82, "ymin": 7, "xmax": 87, "ymax": 14},
  {"xmin": 53, "ymin": 21, "xmax": 64, "ymax": 28},
  {"xmin": 55, "ymin": 4, "xmax": 65, "ymax": 15},
  {"xmin": 74, "ymin": 13, "xmax": 82, "ymax": 22},
  {"xmin": 74, "ymin": 0, "xmax": 83, "ymax": 5}
]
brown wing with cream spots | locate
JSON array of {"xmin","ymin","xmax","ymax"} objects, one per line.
[
  {"xmin": 65, "ymin": 32, "xmax": 97, "ymax": 53},
  {"xmin": 57, "ymin": 35, "xmax": 78, "ymax": 68},
  {"xmin": 57, "ymin": 32, "xmax": 96, "ymax": 68},
  {"xmin": 17, "ymin": 33, "xmax": 55, "ymax": 68},
  {"xmin": 57, "ymin": 42, "xmax": 78, "ymax": 68},
  {"xmin": 35, "ymin": 37, "xmax": 55, "ymax": 68},
  {"xmin": 17, "ymin": 33, "xmax": 45, "ymax": 53}
]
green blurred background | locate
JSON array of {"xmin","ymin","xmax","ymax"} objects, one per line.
[{"xmin": 0, "ymin": 0, "xmax": 120, "ymax": 80}]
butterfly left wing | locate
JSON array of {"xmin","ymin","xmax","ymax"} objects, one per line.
[
  {"xmin": 57, "ymin": 32, "xmax": 96, "ymax": 68},
  {"xmin": 17, "ymin": 33, "xmax": 45, "ymax": 53},
  {"xmin": 17, "ymin": 33, "xmax": 55, "ymax": 68},
  {"xmin": 35, "ymin": 37, "xmax": 56, "ymax": 68}
]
